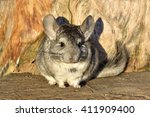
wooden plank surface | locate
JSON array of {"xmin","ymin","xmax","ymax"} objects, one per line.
[{"xmin": 0, "ymin": 71, "xmax": 150, "ymax": 100}]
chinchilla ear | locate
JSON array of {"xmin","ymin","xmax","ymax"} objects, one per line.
[
  {"xmin": 43, "ymin": 14, "xmax": 59, "ymax": 40},
  {"xmin": 80, "ymin": 15, "xmax": 95, "ymax": 41}
]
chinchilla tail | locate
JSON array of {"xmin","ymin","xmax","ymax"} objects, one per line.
[{"xmin": 97, "ymin": 42, "xmax": 128, "ymax": 78}]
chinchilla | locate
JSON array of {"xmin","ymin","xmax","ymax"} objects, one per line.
[{"xmin": 36, "ymin": 14, "xmax": 127, "ymax": 88}]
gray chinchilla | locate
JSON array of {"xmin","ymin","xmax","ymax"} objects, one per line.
[{"xmin": 36, "ymin": 14, "xmax": 127, "ymax": 88}]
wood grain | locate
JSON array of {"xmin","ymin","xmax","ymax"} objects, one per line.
[{"xmin": 0, "ymin": 71, "xmax": 150, "ymax": 99}]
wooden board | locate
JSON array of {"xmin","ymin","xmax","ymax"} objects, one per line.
[{"xmin": 0, "ymin": 71, "xmax": 150, "ymax": 100}]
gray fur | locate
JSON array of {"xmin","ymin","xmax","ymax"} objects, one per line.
[
  {"xmin": 36, "ymin": 14, "xmax": 127, "ymax": 88},
  {"xmin": 97, "ymin": 42, "xmax": 128, "ymax": 78}
]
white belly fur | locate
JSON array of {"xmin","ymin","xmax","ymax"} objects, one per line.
[{"xmin": 51, "ymin": 60, "xmax": 89, "ymax": 82}]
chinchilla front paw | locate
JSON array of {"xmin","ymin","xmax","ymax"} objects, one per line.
[
  {"xmin": 58, "ymin": 81, "xmax": 66, "ymax": 88},
  {"xmin": 43, "ymin": 75, "xmax": 56, "ymax": 85},
  {"xmin": 69, "ymin": 80, "xmax": 81, "ymax": 88},
  {"xmin": 48, "ymin": 80, "xmax": 56, "ymax": 85},
  {"xmin": 73, "ymin": 84, "xmax": 81, "ymax": 88}
]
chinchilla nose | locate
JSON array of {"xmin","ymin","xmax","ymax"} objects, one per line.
[
  {"xmin": 63, "ymin": 47, "xmax": 81, "ymax": 63},
  {"xmin": 69, "ymin": 55, "xmax": 79, "ymax": 62},
  {"xmin": 63, "ymin": 53, "xmax": 80, "ymax": 63},
  {"xmin": 69, "ymin": 57, "xmax": 74, "ymax": 62}
]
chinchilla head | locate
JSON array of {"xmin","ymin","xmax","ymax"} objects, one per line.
[{"xmin": 43, "ymin": 14, "xmax": 95, "ymax": 63}]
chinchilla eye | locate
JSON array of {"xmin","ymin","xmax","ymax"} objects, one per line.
[
  {"xmin": 77, "ymin": 41, "xmax": 82, "ymax": 47},
  {"xmin": 59, "ymin": 42, "xmax": 65, "ymax": 47},
  {"xmin": 77, "ymin": 39, "xmax": 83, "ymax": 47}
]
